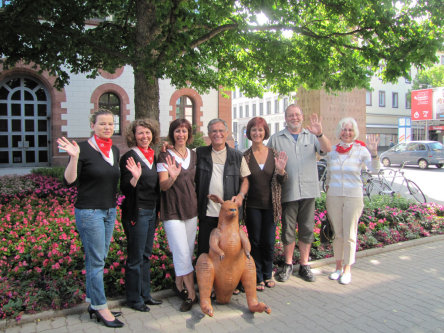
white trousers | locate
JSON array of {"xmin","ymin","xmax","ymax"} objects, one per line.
[
  {"xmin": 325, "ymin": 196, "xmax": 364, "ymax": 266},
  {"xmin": 163, "ymin": 217, "xmax": 198, "ymax": 276}
]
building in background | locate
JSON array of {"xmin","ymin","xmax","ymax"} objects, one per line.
[
  {"xmin": 0, "ymin": 62, "xmax": 231, "ymax": 168},
  {"xmin": 232, "ymin": 88, "xmax": 366, "ymax": 151},
  {"xmin": 233, "ymin": 51, "xmax": 444, "ymax": 150},
  {"xmin": 231, "ymin": 90, "xmax": 291, "ymax": 150},
  {"xmin": 367, "ymin": 51, "xmax": 444, "ymax": 146}
]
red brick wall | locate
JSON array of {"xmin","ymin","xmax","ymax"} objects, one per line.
[{"xmin": 218, "ymin": 88, "xmax": 234, "ymax": 147}]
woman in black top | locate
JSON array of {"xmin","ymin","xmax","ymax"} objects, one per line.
[
  {"xmin": 57, "ymin": 109, "xmax": 123, "ymax": 328},
  {"xmin": 120, "ymin": 119, "xmax": 163, "ymax": 312},
  {"xmin": 243, "ymin": 117, "xmax": 287, "ymax": 291}
]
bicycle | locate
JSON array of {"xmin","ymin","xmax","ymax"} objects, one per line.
[
  {"xmin": 318, "ymin": 160, "xmax": 379, "ymax": 196},
  {"xmin": 361, "ymin": 169, "xmax": 394, "ymax": 199},
  {"xmin": 367, "ymin": 162, "xmax": 427, "ymax": 204}
]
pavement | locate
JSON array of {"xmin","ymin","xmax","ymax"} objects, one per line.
[
  {"xmin": 2, "ymin": 235, "xmax": 444, "ymax": 333},
  {"xmin": 0, "ymin": 167, "xmax": 34, "ymax": 176}
]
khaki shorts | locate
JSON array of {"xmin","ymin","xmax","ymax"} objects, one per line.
[{"xmin": 281, "ymin": 198, "xmax": 315, "ymax": 245}]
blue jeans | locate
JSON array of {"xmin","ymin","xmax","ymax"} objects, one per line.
[
  {"xmin": 245, "ymin": 207, "xmax": 275, "ymax": 283},
  {"xmin": 123, "ymin": 208, "xmax": 156, "ymax": 307},
  {"xmin": 75, "ymin": 208, "xmax": 116, "ymax": 310}
]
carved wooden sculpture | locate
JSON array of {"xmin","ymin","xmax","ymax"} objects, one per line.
[{"xmin": 196, "ymin": 196, "xmax": 271, "ymax": 317}]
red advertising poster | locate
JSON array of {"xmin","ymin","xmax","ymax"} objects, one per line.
[{"xmin": 411, "ymin": 89, "xmax": 433, "ymax": 120}]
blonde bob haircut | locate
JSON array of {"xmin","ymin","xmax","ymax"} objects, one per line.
[
  {"xmin": 125, "ymin": 118, "xmax": 160, "ymax": 148},
  {"xmin": 335, "ymin": 117, "xmax": 359, "ymax": 140}
]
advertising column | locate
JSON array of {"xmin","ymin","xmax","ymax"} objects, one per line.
[{"xmin": 411, "ymin": 89, "xmax": 433, "ymax": 140}]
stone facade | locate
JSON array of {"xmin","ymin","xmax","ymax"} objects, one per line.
[{"xmin": 0, "ymin": 63, "xmax": 229, "ymax": 167}]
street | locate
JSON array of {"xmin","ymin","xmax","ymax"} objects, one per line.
[{"xmin": 380, "ymin": 165, "xmax": 444, "ymax": 205}]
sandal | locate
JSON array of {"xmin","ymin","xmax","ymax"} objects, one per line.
[
  {"xmin": 256, "ymin": 282, "xmax": 265, "ymax": 291},
  {"xmin": 265, "ymin": 279, "xmax": 275, "ymax": 288}
]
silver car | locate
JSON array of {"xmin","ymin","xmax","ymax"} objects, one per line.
[{"xmin": 380, "ymin": 140, "xmax": 444, "ymax": 169}]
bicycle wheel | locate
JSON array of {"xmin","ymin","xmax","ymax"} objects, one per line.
[
  {"xmin": 361, "ymin": 171, "xmax": 372, "ymax": 197},
  {"xmin": 406, "ymin": 180, "xmax": 427, "ymax": 204},
  {"xmin": 366, "ymin": 179, "xmax": 393, "ymax": 199}
]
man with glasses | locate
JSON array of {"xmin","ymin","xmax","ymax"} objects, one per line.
[
  {"xmin": 195, "ymin": 118, "xmax": 250, "ymax": 256},
  {"xmin": 267, "ymin": 104, "xmax": 331, "ymax": 282}
]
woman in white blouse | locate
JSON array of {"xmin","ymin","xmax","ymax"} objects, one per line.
[{"xmin": 325, "ymin": 117, "xmax": 379, "ymax": 285}]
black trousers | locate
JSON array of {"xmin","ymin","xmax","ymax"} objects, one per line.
[
  {"xmin": 245, "ymin": 207, "xmax": 275, "ymax": 282},
  {"xmin": 197, "ymin": 216, "xmax": 219, "ymax": 258},
  {"xmin": 124, "ymin": 208, "xmax": 156, "ymax": 307}
]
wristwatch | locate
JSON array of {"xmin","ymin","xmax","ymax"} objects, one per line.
[{"xmin": 316, "ymin": 133, "xmax": 323, "ymax": 138}]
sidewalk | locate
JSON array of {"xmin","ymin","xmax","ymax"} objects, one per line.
[
  {"xmin": 3, "ymin": 235, "xmax": 444, "ymax": 333},
  {"xmin": 0, "ymin": 167, "xmax": 33, "ymax": 176}
]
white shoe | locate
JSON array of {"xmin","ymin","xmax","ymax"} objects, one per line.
[
  {"xmin": 328, "ymin": 270, "xmax": 342, "ymax": 280},
  {"xmin": 339, "ymin": 272, "xmax": 351, "ymax": 285}
]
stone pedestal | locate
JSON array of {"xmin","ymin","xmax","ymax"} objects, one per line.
[{"xmin": 296, "ymin": 88, "xmax": 366, "ymax": 144}]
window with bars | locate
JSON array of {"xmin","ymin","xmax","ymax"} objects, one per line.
[
  {"xmin": 176, "ymin": 96, "xmax": 194, "ymax": 124},
  {"xmin": 99, "ymin": 92, "xmax": 121, "ymax": 135}
]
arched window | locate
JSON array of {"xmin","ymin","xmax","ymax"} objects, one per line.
[
  {"xmin": 176, "ymin": 96, "xmax": 194, "ymax": 125},
  {"xmin": 99, "ymin": 92, "xmax": 121, "ymax": 135},
  {"xmin": 0, "ymin": 76, "xmax": 50, "ymax": 166}
]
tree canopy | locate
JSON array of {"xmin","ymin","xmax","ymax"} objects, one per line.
[
  {"xmin": 1, "ymin": 0, "xmax": 443, "ymax": 119},
  {"xmin": 412, "ymin": 64, "xmax": 444, "ymax": 89}
]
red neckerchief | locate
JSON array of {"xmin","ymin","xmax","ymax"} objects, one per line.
[
  {"xmin": 137, "ymin": 146, "xmax": 154, "ymax": 164},
  {"xmin": 354, "ymin": 140, "xmax": 366, "ymax": 147},
  {"xmin": 336, "ymin": 140, "xmax": 366, "ymax": 154},
  {"xmin": 94, "ymin": 134, "xmax": 112, "ymax": 158}
]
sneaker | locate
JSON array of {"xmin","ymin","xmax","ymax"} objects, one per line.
[
  {"xmin": 298, "ymin": 265, "xmax": 316, "ymax": 282},
  {"xmin": 328, "ymin": 269, "xmax": 342, "ymax": 280},
  {"xmin": 339, "ymin": 272, "xmax": 351, "ymax": 285},
  {"xmin": 276, "ymin": 263, "xmax": 293, "ymax": 282}
]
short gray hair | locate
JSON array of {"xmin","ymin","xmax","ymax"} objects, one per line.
[
  {"xmin": 207, "ymin": 118, "xmax": 228, "ymax": 133},
  {"xmin": 284, "ymin": 104, "xmax": 302, "ymax": 117},
  {"xmin": 336, "ymin": 117, "xmax": 359, "ymax": 140}
]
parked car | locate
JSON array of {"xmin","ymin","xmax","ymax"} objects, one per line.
[{"xmin": 380, "ymin": 141, "xmax": 444, "ymax": 169}]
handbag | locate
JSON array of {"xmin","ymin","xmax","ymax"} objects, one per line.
[{"xmin": 320, "ymin": 216, "xmax": 334, "ymax": 243}]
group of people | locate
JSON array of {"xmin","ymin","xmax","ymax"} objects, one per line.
[{"xmin": 57, "ymin": 104, "xmax": 379, "ymax": 328}]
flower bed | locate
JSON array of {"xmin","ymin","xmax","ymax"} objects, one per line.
[{"xmin": 0, "ymin": 174, "xmax": 443, "ymax": 321}]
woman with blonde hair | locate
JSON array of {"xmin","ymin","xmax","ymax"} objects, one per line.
[{"xmin": 57, "ymin": 109, "xmax": 123, "ymax": 328}]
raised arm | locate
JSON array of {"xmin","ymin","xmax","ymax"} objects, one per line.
[
  {"xmin": 306, "ymin": 114, "xmax": 332, "ymax": 153},
  {"xmin": 57, "ymin": 137, "xmax": 80, "ymax": 185}
]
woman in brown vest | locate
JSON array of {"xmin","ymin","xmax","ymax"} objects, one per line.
[
  {"xmin": 243, "ymin": 117, "xmax": 288, "ymax": 291},
  {"xmin": 157, "ymin": 119, "xmax": 198, "ymax": 312}
]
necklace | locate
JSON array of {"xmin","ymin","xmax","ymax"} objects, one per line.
[{"xmin": 173, "ymin": 147, "xmax": 187, "ymax": 159}]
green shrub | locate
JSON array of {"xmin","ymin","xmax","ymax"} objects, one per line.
[{"xmin": 31, "ymin": 167, "xmax": 65, "ymax": 182}]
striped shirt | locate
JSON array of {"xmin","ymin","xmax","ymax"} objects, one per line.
[{"xmin": 325, "ymin": 143, "xmax": 375, "ymax": 198}]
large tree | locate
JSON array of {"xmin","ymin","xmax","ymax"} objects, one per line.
[
  {"xmin": 412, "ymin": 64, "xmax": 444, "ymax": 89},
  {"xmin": 1, "ymin": 0, "xmax": 442, "ymax": 119}
]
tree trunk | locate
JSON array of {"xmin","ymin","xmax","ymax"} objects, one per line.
[
  {"xmin": 134, "ymin": 70, "xmax": 160, "ymax": 120},
  {"xmin": 133, "ymin": 0, "xmax": 160, "ymax": 120}
]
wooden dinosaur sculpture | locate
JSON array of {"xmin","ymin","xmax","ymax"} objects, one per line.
[{"xmin": 195, "ymin": 195, "xmax": 271, "ymax": 317}]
